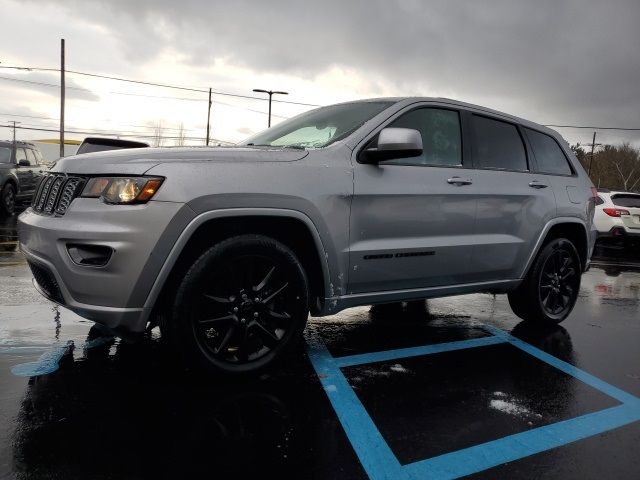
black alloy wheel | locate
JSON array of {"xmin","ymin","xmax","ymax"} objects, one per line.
[
  {"xmin": 174, "ymin": 235, "xmax": 309, "ymax": 375},
  {"xmin": 1, "ymin": 183, "xmax": 16, "ymax": 216},
  {"xmin": 538, "ymin": 247, "xmax": 580, "ymax": 319},
  {"xmin": 508, "ymin": 238, "xmax": 581, "ymax": 325}
]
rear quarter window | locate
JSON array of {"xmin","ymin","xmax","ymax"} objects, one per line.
[{"xmin": 525, "ymin": 128, "xmax": 573, "ymax": 176}]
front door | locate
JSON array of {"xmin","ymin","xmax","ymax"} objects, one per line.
[{"xmin": 348, "ymin": 106, "xmax": 478, "ymax": 294}]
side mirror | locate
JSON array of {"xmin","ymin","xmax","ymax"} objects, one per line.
[
  {"xmin": 360, "ymin": 128, "xmax": 423, "ymax": 164},
  {"xmin": 18, "ymin": 159, "xmax": 30, "ymax": 167}
]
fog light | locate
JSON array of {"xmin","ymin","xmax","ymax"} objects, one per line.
[{"xmin": 67, "ymin": 244, "xmax": 113, "ymax": 267}]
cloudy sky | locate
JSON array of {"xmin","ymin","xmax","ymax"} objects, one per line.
[{"xmin": 1, "ymin": 0, "xmax": 639, "ymax": 153}]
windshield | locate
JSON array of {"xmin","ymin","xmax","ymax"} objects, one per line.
[
  {"xmin": 242, "ymin": 101, "xmax": 394, "ymax": 149},
  {"xmin": 0, "ymin": 147, "xmax": 11, "ymax": 163}
]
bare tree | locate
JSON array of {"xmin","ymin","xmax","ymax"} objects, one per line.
[
  {"xmin": 588, "ymin": 143, "xmax": 640, "ymax": 192},
  {"xmin": 176, "ymin": 122, "xmax": 186, "ymax": 146},
  {"xmin": 152, "ymin": 120, "xmax": 165, "ymax": 148}
]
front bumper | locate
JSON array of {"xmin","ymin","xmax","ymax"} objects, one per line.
[{"xmin": 18, "ymin": 198, "xmax": 186, "ymax": 332}]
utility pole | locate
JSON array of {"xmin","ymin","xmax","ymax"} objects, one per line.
[
  {"xmin": 9, "ymin": 121, "xmax": 20, "ymax": 144},
  {"xmin": 252, "ymin": 89, "xmax": 288, "ymax": 127},
  {"xmin": 586, "ymin": 131, "xmax": 602, "ymax": 176},
  {"xmin": 60, "ymin": 38, "xmax": 65, "ymax": 158},
  {"xmin": 206, "ymin": 87, "xmax": 212, "ymax": 146}
]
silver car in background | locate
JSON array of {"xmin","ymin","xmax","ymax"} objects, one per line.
[{"xmin": 18, "ymin": 97, "xmax": 597, "ymax": 374}]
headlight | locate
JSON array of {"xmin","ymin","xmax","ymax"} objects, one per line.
[{"xmin": 80, "ymin": 176, "xmax": 164, "ymax": 204}]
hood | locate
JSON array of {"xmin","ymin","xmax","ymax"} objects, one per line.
[{"xmin": 50, "ymin": 146, "xmax": 309, "ymax": 175}]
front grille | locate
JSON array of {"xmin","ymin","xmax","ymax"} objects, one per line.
[
  {"xmin": 27, "ymin": 261, "xmax": 65, "ymax": 304},
  {"xmin": 32, "ymin": 174, "xmax": 85, "ymax": 216}
]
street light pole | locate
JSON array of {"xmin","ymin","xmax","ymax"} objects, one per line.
[{"xmin": 252, "ymin": 89, "xmax": 288, "ymax": 127}]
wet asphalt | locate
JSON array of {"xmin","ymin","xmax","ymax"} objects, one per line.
[{"xmin": 1, "ymin": 211, "xmax": 639, "ymax": 479}]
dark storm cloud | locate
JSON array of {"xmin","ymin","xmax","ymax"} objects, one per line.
[{"xmin": 37, "ymin": 0, "xmax": 640, "ymax": 139}]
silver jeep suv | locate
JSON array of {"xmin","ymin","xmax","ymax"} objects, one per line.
[{"xmin": 18, "ymin": 98, "xmax": 597, "ymax": 374}]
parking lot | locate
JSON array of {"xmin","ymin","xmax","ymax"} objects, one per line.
[{"xmin": 1, "ymin": 212, "xmax": 639, "ymax": 479}]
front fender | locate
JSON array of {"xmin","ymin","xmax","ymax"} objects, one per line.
[{"xmin": 136, "ymin": 207, "xmax": 334, "ymax": 325}]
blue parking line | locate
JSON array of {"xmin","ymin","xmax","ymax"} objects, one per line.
[
  {"xmin": 10, "ymin": 340, "xmax": 74, "ymax": 377},
  {"xmin": 10, "ymin": 335, "xmax": 115, "ymax": 377},
  {"xmin": 333, "ymin": 335, "xmax": 505, "ymax": 368},
  {"xmin": 306, "ymin": 323, "xmax": 640, "ymax": 480},
  {"xmin": 306, "ymin": 333, "xmax": 403, "ymax": 480},
  {"xmin": 483, "ymin": 324, "xmax": 640, "ymax": 407},
  {"xmin": 404, "ymin": 403, "xmax": 640, "ymax": 479}
]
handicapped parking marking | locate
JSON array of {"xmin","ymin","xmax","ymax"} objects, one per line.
[
  {"xmin": 9, "ymin": 335, "xmax": 115, "ymax": 377},
  {"xmin": 306, "ymin": 324, "xmax": 640, "ymax": 480}
]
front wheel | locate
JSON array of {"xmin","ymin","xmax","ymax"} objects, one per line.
[
  {"xmin": 508, "ymin": 238, "xmax": 581, "ymax": 325},
  {"xmin": 0, "ymin": 183, "xmax": 16, "ymax": 216},
  {"xmin": 173, "ymin": 234, "xmax": 309, "ymax": 375}
]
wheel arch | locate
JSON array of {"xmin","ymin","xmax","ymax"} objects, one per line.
[
  {"xmin": 2, "ymin": 176, "xmax": 18, "ymax": 193},
  {"xmin": 521, "ymin": 218, "xmax": 590, "ymax": 279},
  {"xmin": 143, "ymin": 209, "xmax": 332, "ymax": 323}
]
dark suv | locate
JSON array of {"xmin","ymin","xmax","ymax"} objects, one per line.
[{"xmin": 0, "ymin": 141, "xmax": 45, "ymax": 216}]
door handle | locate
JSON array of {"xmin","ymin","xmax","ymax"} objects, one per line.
[
  {"xmin": 447, "ymin": 177, "xmax": 473, "ymax": 186},
  {"xmin": 528, "ymin": 180, "xmax": 548, "ymax": 189}
]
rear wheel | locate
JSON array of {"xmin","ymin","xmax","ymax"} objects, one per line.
[
  {"xmin": 508, "ymin": 238, "xmax": 581, "ymax": 325},
  {"xmin": 173, "ymin": 234, "xmax": 309, "ymax": 375},
  {"xmin": 0, "ymin": 183, "xmax": 16, "ymax": 216}
]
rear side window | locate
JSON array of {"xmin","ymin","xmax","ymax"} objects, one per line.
[
  {"xmin": 595, "ymin": 196, "xmax": 606, "ymax": 206},
  {"xmin": 472, "ymin": 115, "xmax": 527, "ymax": 171},
  {"xmin": 385, "ymin": 108, "xmax": 462, "ymax": 166},
  {"xmin": 525, "ymin": 129, "xmax": 573, "ymax": 175},
  {"xmin": 25, "ymin": 149, "xmax": 36, "ymax": 164},
  {"xmin": 15, "ymin": 148, "xmax": 27, "ymax": 163},
  {"xmin": 611, "ymin": 194, "xmax": 640, "ymax": 208}
]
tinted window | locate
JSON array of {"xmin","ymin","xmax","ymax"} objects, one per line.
[
  {"xmin": 0, "ymin": 147, "xmax": 10, "ymax": 163},
  {"xmin": 611, "ymin": 194, "xmax": 640, "ymax": 208},
  {"xmin": 526, "ymin": 129, "xmax": 572, "ymax": 175},
  {"xmin": 78, "ymin": 143, "xmax": 132, "ymax": 154},
  {"xmin": 472, "ymin": 115, "xmax": 527, "ymax": 171},
  {"xmin": 15, "ymin": 148, "xmax": 27, "ymax": 163},
  {"xmin": 595, "ymin": 196, "xmax": 606, "ymax": 206},
  {"xmin": 384, "ymin": 108, "xmax": 462, "ymax": 166},
  {"xmin": 33, "ymin": 149, "xmax": 44, "ymax": 164},
  {"xmin": 25, "ymin": 149, "xmax": 36, "ymax": 165}
]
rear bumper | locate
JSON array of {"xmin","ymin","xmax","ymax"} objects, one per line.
[{"xmin": 597, "ymin": 226, "xmax": 640, "ymax": 239}]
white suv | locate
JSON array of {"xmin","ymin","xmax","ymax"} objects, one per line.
[{"xmin": 594, "ymin": 190, "xmax": 640, "ymax": 245}]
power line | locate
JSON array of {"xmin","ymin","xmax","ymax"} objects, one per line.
[
  {"xmin": 0, "ymin": 113, "xmax": 197, "ymax": 133},
  {"xmin": 3, "ymin": 66, "xmax": 637, "ymax": 131},
  {"xmin": 0, "ymin": 65, "xmax": 322, "ymax": 107},
  {"xmin": 0, "ymin": 78, "xmax": 291, "ymax": 119},
  {"xmin": 544, "ymin": 124, "xmax": 640, "ymax": 132},
  {"xmin": 0, "ymin": 123, "xmax": 234, "ymax": 144}
]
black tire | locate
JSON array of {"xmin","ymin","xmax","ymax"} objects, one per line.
[
  {"xmin": 0, "ymin": 183, "xmax": 16, "ymax": 216},
  {"xmin": 173, "ymin": 234, "xmax": 309, "ymax": 375},
  {"xmin": 508, "ymin": 238, "xmax": 581, "ymax": 325}
]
